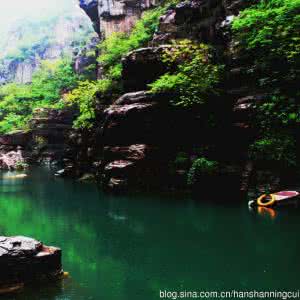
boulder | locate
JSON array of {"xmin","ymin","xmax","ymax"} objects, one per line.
[{"xmin": 0, "ymin": 236, "xmax": 62, "ymax": 290}]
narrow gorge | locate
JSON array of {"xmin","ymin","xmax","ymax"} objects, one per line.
[
  {"xmin": 0, "ymin": 0, "xmax": 299, "ymax": 195},
  {"xmin": 0, "ymin": 0, "xmax": 299, "ymax": 298}
]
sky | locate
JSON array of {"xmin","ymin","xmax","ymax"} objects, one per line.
[{"xmin": 0, "ymin": 0, "xmax": 78, "ymax": 33}]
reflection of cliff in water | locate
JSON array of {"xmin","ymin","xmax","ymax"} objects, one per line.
[{"xmin": 0, "ymin": 168, "xmax": 300, "ymax": 299}]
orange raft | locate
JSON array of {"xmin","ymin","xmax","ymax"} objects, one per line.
[{"xmin": 249, "ymin": 191, "xmax": 300, "ymax": 208}]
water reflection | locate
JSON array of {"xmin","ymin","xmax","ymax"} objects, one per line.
[{"xmin": 0, "ymin": 168, "xmax": 299, "ymax": 299}]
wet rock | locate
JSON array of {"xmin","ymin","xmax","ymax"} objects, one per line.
[
  {"xmin": 104, "ymin": 144, "xmax": 151, "ymax": 162},
  {"xmin": 0, "ymin": 236, "xmax": 62, "ymax": 289},
  {"xmin": 104, "ymin": 160, "xmax": 135, "ymax": 178}
]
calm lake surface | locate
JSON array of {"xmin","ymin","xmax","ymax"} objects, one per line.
[{"xmin": 0, "ymin": 168, "xmax": 300, "ymax": 300}]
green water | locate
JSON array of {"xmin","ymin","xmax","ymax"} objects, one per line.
[{"xmin": 0, "ymin": 168, "xmax": 299, "ymax": 300}]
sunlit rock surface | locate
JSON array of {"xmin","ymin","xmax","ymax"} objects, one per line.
[{"xmin": 80, "ymin": 0, "xmax": 157, "ymax": 37}]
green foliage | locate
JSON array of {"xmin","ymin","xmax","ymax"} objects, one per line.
[
  {"xmin": 233, "ymin": 0, "xmax": 300, "ymax": 167},
  {"xmin": 30, "ymin": 59, "xmax": 79, "ymax": 103},
  {"xmin": 187, "ymin": 157, "xmax": 219, "ymax": 186},
  {"xmin": 65, "ymin": 79, "xmax": 115, "ymax": 129},
  {"xmin": 255, "ymin": 94, "xmax": 300, "ymax": 130},
  {"xmin": 249, "ymin": 133, "xmax": 296, "ymax": 166},
  {"xmin": 149, "ymin": 40, "xmax": 223, "ymax": 108},
  {"xmin": 232, "ymin": 0, "xmax": 300, "ymax": 93},
  {"xmin": 0, "ymin": 113, "xmax": 30, "ymax": 133},
  {"xmin": 0, "ymin": 5, "xmax": 167, "ymax": 131},
  {"xmin": 98, "ymin": 7, "xmax": 165, "ymax": 80},
  {"xmin": 67, "ymin": 7, "xmax": 165, "ymax": 129},
  {"xmin": 0, "ymin": 59, "xmax": 79, "ymax": 133},
  {"xmin": 232, "ymin": 0, "xmax": 300, "ymax": 62}
]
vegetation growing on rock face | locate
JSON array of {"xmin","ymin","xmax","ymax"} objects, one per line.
[
  {"xmin": 66, "ymin": 7, "xmax": 165, "ymax": 129},
  {"xmin": 187, "ymin": 157, "xmax": 219, "ymax": 186},
  {"xmin": 0, "ymin": 0, "xmax": 300, "ymax": 190},
  {"xmin": 65, "ymin": 79, "xmax": 117, "ymax": 129},
  {"xmin": 249, "ymin": 133, "xmax": 296, "ymax": 167},
  {"xmin": 232, "ymin": 0, "xmax": 300, "ymax": 66},
  {"xmin": 0, "ymin": 6, "xmax": 165, "ymax": 132},
  {"xmin": 0, "ymin": 59, "xmax": 78, "ymax": 133},
  {"xmin": 149, "ymin": 40, "xmax": 223, "ymax": 108},
  {"xmin": 98, "ymin": 7, "xmax": 165, "ymax": 80},
  {"xmin": 233, "ymin": 0, "xmax": 300, "ymax": 166}
]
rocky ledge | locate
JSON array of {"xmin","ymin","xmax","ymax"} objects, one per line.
[{"xmin": 0, "ymin": 236, "xmax": 62, "ymax": 293}]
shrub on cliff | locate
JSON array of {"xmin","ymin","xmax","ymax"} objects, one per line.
[
  {"xmin": 98, "ymin": 7, "xmax": 165, "ymax": 80},
  {"xmin": 65, "ymin": 79, "xmax": 117, "ymax": 129},
  {"xmin": 232, "ymin": 0, "xmax": 300, "ymax": 64},
  {"xmin": 233, "ymin": 0, "xmax": 300, "ymax": 166},
  {"xmin": 250, "ymin": 133, "xmax": 296, "ymax": 167},
  {"xmin": 254, "ymin": 93, "xmax": 300, "ymax": 131},
  {"xmin": 149, "ymin": 40, "xmax": 223, "ymax": 108},
  {"xmin": 232, "ymin": 0, "xmax": 300, "ymax": 96},
  {"xmin": 60, "ymin": 7, "xmax": 166, "ymax": 130},
  {"xmin": 187, "ymin": 157, "xmax": 219, "ymax": 186}
]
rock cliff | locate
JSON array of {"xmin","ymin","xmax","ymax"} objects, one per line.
[
  {"xmin": 73, "ymin": 0, "xmax": 263, "ymax": 192},
  {"xmin": 0, "ymin": 9, "xmax": 94, "ymax": 84},
  {"xmin": 80, "ymin": 0, "xmax": 157, "ymax": 38},
  {"xmin": 0, "ymin": 0, "xmax": 290, "ymax": 194}
]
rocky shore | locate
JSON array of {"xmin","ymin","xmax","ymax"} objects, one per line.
[{"xmin": 0, "ymin": 236, "xmax": 62, "ymax": 294}]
